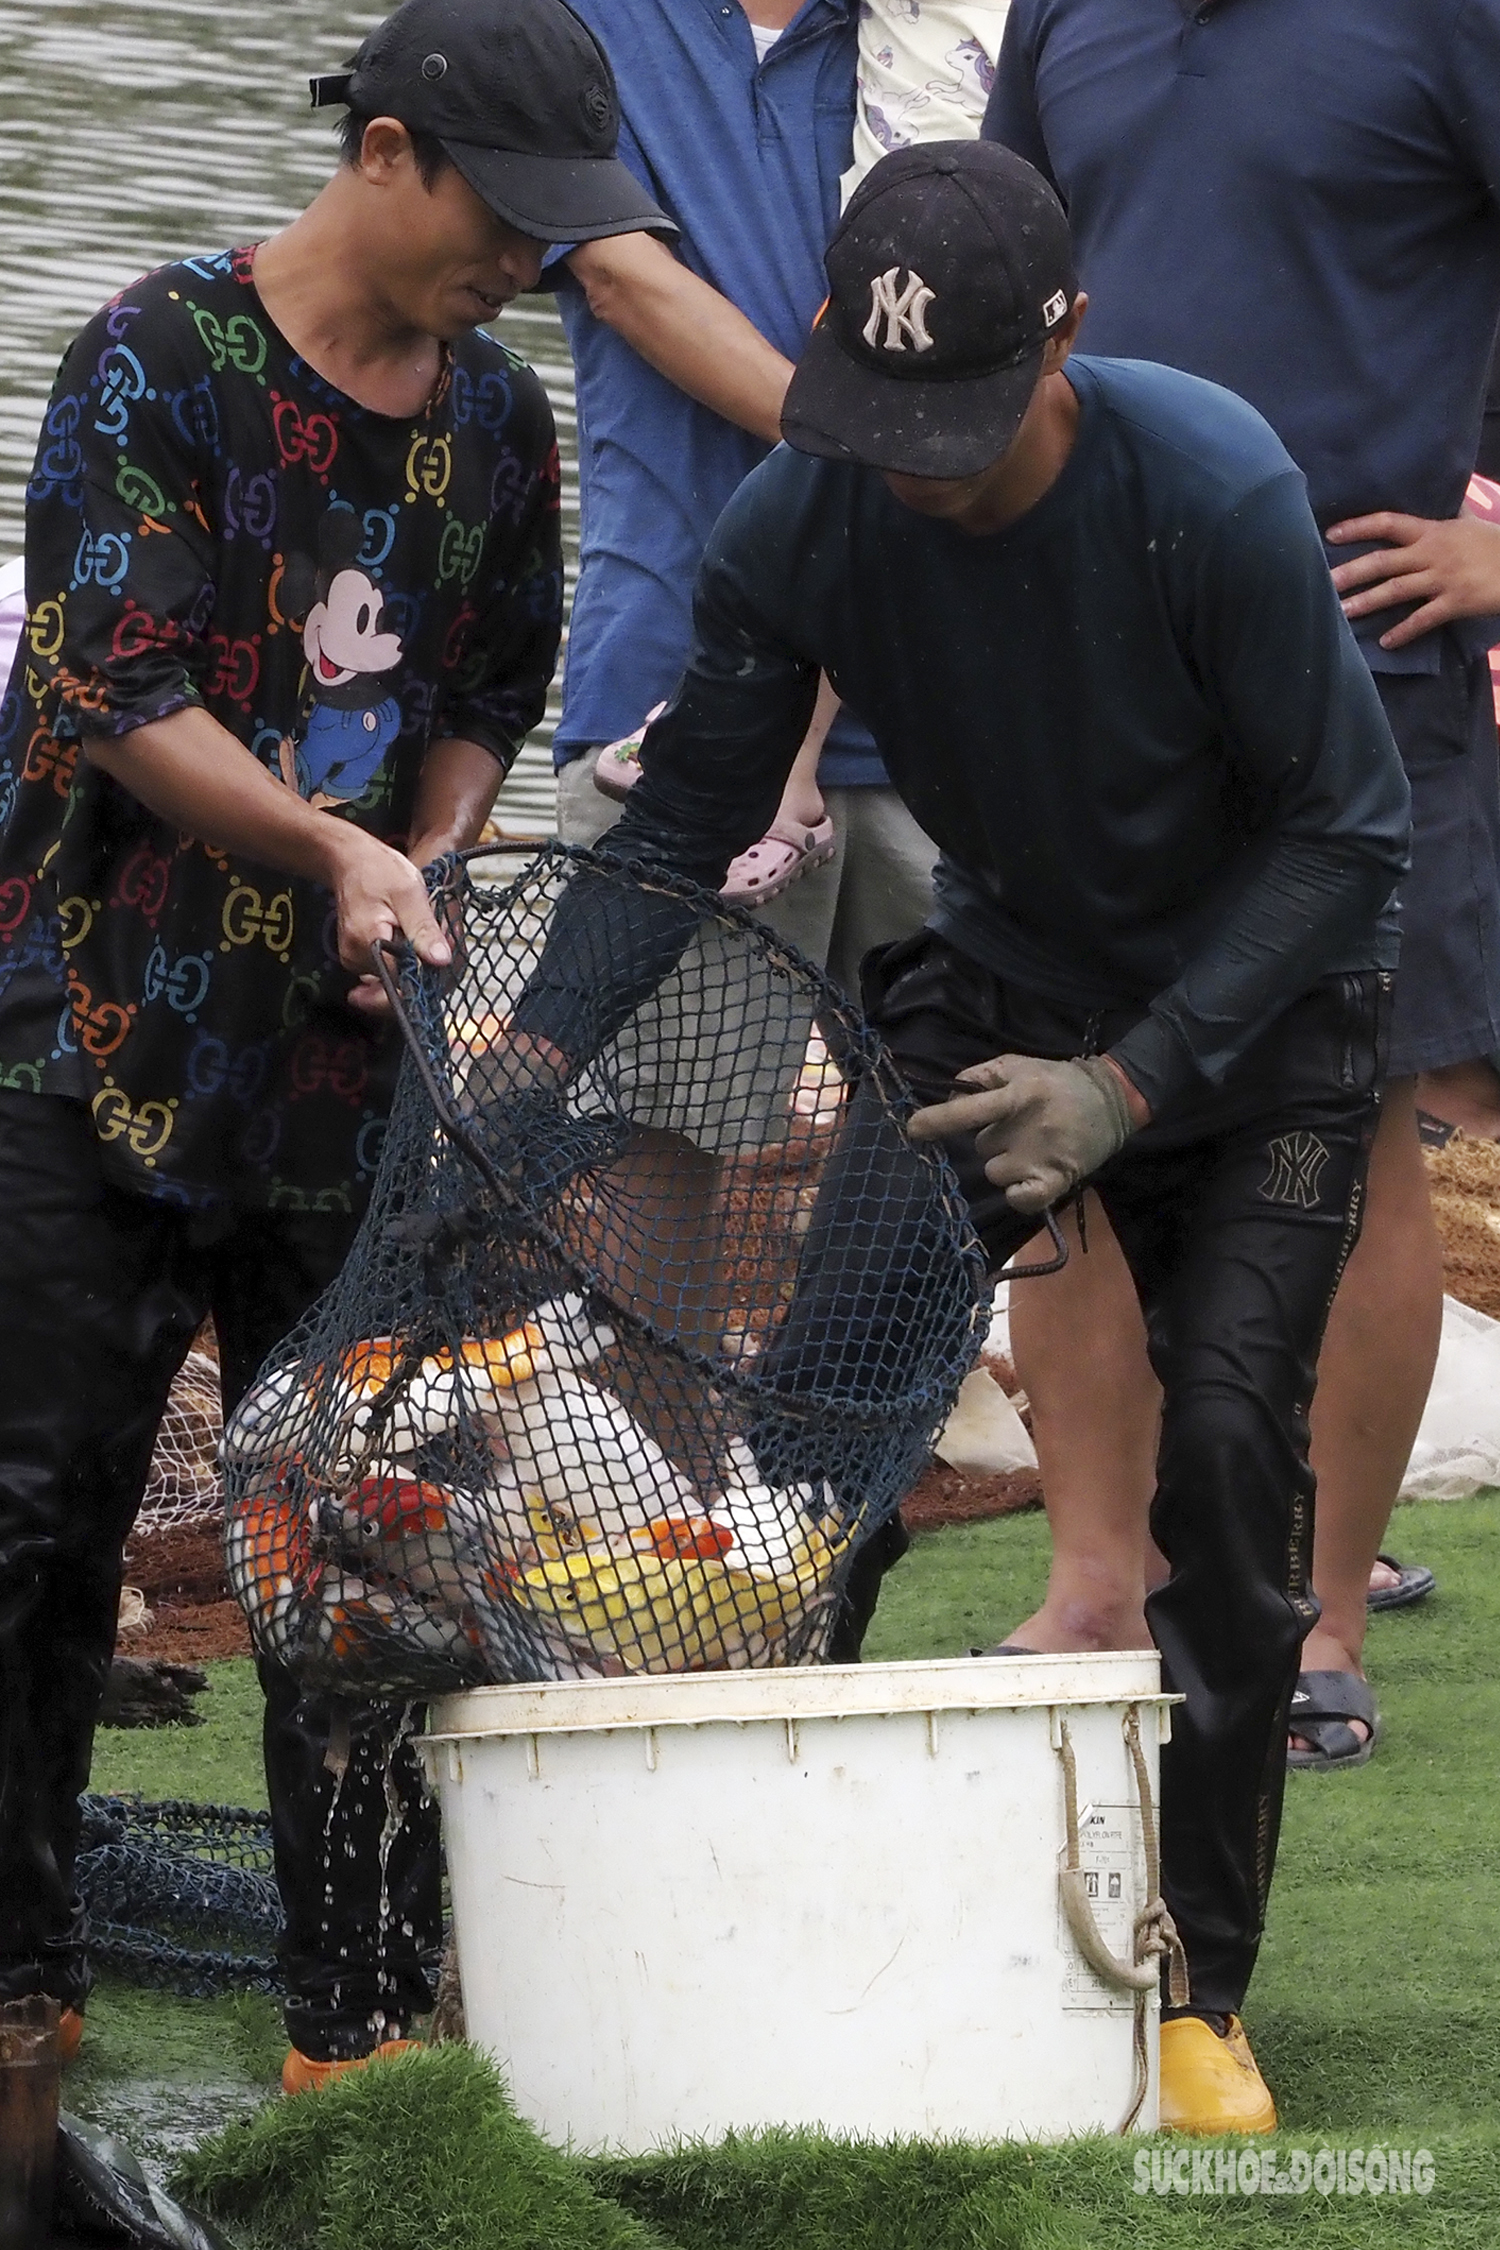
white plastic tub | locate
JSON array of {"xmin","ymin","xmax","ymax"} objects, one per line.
[{"xmin": 421, "ymin": 1651, "xmax": 1174, "ymax": 2151}]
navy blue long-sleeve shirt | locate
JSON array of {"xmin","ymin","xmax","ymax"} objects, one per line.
[
  {"xmin": 983, "ymin": 0, "xmax": 1500, "ymax": 675},
  {"xmin": 520, "ymin": 357, "xmax": 1410, "ymax": 1116}
]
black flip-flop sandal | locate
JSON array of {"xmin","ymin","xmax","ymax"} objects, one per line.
[
  {"xmin": 1366, "ymin": 1553, "xmax": 1437, "ymax": 1612},
  {"xmin": 1287, "ymin": 1670, "xmax": 1381, "ymax": 1772}
]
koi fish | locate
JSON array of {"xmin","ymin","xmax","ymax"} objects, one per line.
[
  {"xmin": 482, "ymin": 1366, "xmax": 698, "ymax": 1527},
  {"xmin": 327, "ymin": 1471, "xmax": 496, "ymax": 1609},
  {"xmin": 303, "ymin": 1568, "xmax": 480, "ymax": 1670},
  {"xmin": 224, "ymin": 1475, "xmax": 315, "ymax": 1654},
  {"xmin": 507, "ymin": 1502, "xmax": 852, "ymax": 1675}
]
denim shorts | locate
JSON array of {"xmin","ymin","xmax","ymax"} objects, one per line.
[
  {"xmin": 1377, "ymin": 644, "xmax": 1500, "ymax": 1076},
  {"xmin": 552, "ymin": 753, "xmax": 936, "ymax": 1153}
]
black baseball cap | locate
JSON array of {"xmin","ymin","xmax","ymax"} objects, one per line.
[
  {"xmin": 782, "ymin": 141, "xmax": 1077, "ymax": 479},
  {"xmin": 310, "ymin": 0, "xmax": 674, "ymax": 246}
]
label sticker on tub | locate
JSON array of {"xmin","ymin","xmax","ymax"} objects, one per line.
[{"xmin": 1059, "ymin": 1803, "xmax": 1145, "ymax": 2012}]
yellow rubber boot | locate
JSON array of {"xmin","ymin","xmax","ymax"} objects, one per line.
[
  {"xmin": 281, "ymin": 2038, "xmax": 421, "ymax": 2096},
  {"xmin": 1159, "ymin": 2014, "xmax": 1276, "ymax": 2135}
]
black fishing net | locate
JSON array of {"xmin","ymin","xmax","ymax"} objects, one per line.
[
  {"xmin": 75, "ymin": 1798, "xmax": 281, "ymax": 1997},
  {"xmin": 222, "ymin": 844, "xmax": 988, "ymax": 1697}
]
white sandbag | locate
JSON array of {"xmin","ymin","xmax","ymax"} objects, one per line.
[
  {"xmin": 1400, "ymin": 1294, "xmax": 1500, "ymax": 1500},
  {"xmin": 934, "ymin": 1366, "xmax": 1037, "ymax": 1475}
]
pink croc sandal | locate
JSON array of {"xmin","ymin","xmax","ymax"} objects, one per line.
[
  {"xmin": 721, "ymin": 814, "xmax": 836, "ymax": 908},
  {"xmin": 592, "ymin": 702, "xmax": 667, "ymax": 801}
]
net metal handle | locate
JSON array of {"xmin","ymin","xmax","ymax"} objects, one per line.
[
  {"xmin": 370, "ymin": 936, "xmax": 519, "ymax": 1211},
  {"xmin": 1010, "ymin": 1210, "xmax": 1069, "ymax": 1278}
]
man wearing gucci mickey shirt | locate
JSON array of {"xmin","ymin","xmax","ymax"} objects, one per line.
[{"xmin": 0, "ymin": 0, "xmax": 671, "ymax": 2085}]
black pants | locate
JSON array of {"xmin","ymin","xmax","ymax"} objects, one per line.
[
  {"xmin": 819, "ymin": 934, "xmax": 1386, "ymax": 2015},
  {"xmin": 0, "ymin": 1092, "xmax": 442, "ymax": 2058}
]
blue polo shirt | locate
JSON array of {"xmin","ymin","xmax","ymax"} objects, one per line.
[
  {"xmin": 984, "ymin": 0, "xmax": 1500, "ymax": 673},
  {"xmin": 547, "ymin": 0, "xmax": 884, "ymax": 782}
]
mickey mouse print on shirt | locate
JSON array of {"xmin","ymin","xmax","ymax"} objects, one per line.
[
  {"xmin": 279, "ymin": 511, "xmax": 405, "ymax": 809},
  {"xmin": 0, "ymin": 245, "xmax": 564, "ymax": 1207}
]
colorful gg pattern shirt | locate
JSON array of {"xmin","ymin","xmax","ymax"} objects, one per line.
[{"xmin": 0, "ymin": 248, "xmax": 561, "ymax": 1208}]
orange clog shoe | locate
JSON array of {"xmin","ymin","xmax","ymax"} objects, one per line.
[{"xmin": 281, "ymin": 2038, "xmax": 421, "ymax": 2097}]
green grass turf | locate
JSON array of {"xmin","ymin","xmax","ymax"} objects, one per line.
[
  {"xmin": 79, "ymin": 1494, "xmax": 1500, "ymax": 2244},
  {"xmin": 76, "ymin": 1659, "xmax": 285, "ymax": 2170},
  {"xmin": 596, "ymin": 2126, "xmax": 1500, "ymax": 2247},
  {"xmin": 88, "ymin": 1654, "xmax": 264, "ymax": 1805},
  {"xmin": 178, "ymin": 2053, "xmax": 1497, "ymax": 2250},
  {"xmin": 866, "ymin": 1493, "xmax": 1500, "ymax": 2139},
  {"xmin": 178, "ymin": 2044, "xmax": 675, "ymax": 2250}
]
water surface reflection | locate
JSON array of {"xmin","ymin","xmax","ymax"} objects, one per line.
[{"xmin": 0, "ymin": 0, "xmax": 576, "ymax": 830}]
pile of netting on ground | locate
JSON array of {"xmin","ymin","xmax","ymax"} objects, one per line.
[
  {"xmin": 140, "ymin": 1349, "xmax": 223, "ymax": 1535},
  {"xmin": 222, "ymin": 844, "xmax": 987, "ymax": 1697},
  {"xmin": 76, "ymin": 1797, "xmax": 280, "ymax": 1997}
]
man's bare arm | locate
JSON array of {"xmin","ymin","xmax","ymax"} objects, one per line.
[
  {"xmin": 83, "ymin": 706, "xmax": 450, "ymax": 975},
  {"xmin": 406, "ymin": 735, "xmax": 509, "ymax": 866},
  {"xmin": 565, "ymin": 231, "xmax": 793, "ymax": 444},
  {"xmin": 565, "ymin": 237, "xmax": 849, "ymax": 768}
]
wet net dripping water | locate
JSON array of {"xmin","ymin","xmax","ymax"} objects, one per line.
[{"xmin": 222, "ymin": 845, "xmax": 989, "ymax": 1697}]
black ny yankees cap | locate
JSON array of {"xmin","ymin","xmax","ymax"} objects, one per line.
[
  {"xmin": 782, "ymin": 141, "xmax": 1077, "ymax": 478},
  {"xmin": 310, "ymin": 0, "xmax": 673, "ymax": 245}
]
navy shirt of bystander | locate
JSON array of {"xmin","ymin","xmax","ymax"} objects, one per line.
[
  {"xmin": 546, "ymin": 0, "xmax": 885, "ymax": 784},
  {"xmin": 984, "ymin": 0, "xmax": 1500, "ymax": 674}
]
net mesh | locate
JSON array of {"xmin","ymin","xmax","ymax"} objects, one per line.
[
  {"xmin": 222, "ymin": 846, "xmax": 987, "ymax": 1697},
  {"xmin": 138, "ymin": 1349, "xmax": 223, "ymax": 1535},
  {"xmin": 76, "ymin": 1797, "xmax": 281, "ymax": 1997}
]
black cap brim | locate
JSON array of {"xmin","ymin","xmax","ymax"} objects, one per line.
[
  {"xmin": 442, "ymin": 140, "xmax": 675, "ymax": 245},
  {"xmin": 782, "ymin": 315, "xmax": 1045, "ymax": 480}
]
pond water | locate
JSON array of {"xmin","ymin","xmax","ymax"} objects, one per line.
[{"xmin": 0, "ymin": 0, "xmax": 577, "ymax": 833}]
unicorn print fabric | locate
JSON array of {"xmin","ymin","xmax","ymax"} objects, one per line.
[
  {"xmin": 848, "ymin": 1, "xmax": 1011, "ymax": 200},
  {"xmin": 0, "ymin": 248, "xmax": 560, "ymax": 1208}
]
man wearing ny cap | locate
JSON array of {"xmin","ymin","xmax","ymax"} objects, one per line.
[
  {"xmin": 512, "ymin": 139, "xmax": 1410, "ymax": 2132},
  {"xmin": 0, "ymin": 0, "xmax": 667, "ymax": 2089}
]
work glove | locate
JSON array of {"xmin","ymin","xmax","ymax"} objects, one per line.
[{"xmin": 907, "ymin": 1053, "xmax": 1135, "ymax": 1215}]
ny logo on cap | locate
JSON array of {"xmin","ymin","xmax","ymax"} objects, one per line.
[{"xmin": 864, "ymin": 268, "xmax": 937, "ymax": 355}]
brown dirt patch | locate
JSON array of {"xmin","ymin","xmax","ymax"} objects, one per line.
[
  {"xmin": 1426, "ymin": 1133, "xmax": 1500, "ymax": 1317},
  {"xmin": 121, "ymin": 1522, "xmax": 253, "ymax": 1662},
  {"xmin": 124, "ymin": 1526, "xmax": 228, "ymax": 1607},
  {"xmin": 902, "ymin": 1459, "xmax": 1042, "ymax": 1533},
  {"xmin": 979, "ymin": 1350, "xmax": 1020, "ymax": 1399},
  {"xmin": 137, "ymin": 1602, "xmax": 252, "ymax": 1663}
]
